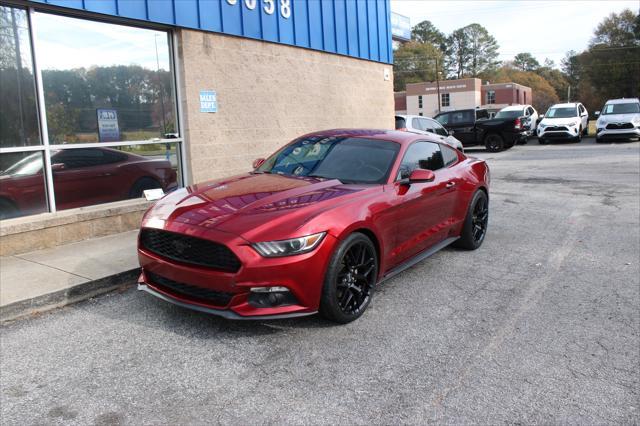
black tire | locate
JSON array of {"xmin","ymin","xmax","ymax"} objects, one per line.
[
  {"xmin": 484, "ymin": 133, "xmax": 504, "ymax": 152},
  {"xmin": 0, "ymin": 198, "xmax": 19, "ymax": 220},
  {"xmin": 575, "ymin": 128, "xmax": 583, "ymax": 142},
  {"xmin": 596, "ymin": 137, "xmax": 605, "ymax": 143},
  {"xmin": 319, "ymin": 232, "xmax": 378, "ymax": 324},
  {"xmin": 453, "ymin": 190, "xmax": 489, "ymax": 250},
  {"xmin": 538, "ymin": 137, "xmax": 547, "ymax": 145},
  {"xmin": 583, "ymin": 123, "xmax": 589, "ymax": 136},
  {"xmin": 129, "ymin": 177, "xmax": 162, "ymax": 198}
]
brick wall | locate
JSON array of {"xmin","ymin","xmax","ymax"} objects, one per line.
[{"xmin": 177, "ymin": 29, "xmax": 395, "ymax": 184}]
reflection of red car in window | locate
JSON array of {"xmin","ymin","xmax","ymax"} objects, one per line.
[
  {"xmin": 137, "ymin": 129, "xmax": 490, "ymax": 324},
  {"xmin": 0, "ymin": 147, "xmax": 178, "ymax": 219}
]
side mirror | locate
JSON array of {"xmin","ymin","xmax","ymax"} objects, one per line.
[
  {"xmin": 594, "ymin": 111, "xmax": 600, "ymax": 117},
  {"xmin": 407, "ymin": 169, "xmax": 435, "ymax": 183},
  {"xmin": 252, "ymin": 158, "xmax": 265, "ymax": 169},
  {"xmin": 51, "ymin": 163, "xmax": 66, "ymax": 172}
]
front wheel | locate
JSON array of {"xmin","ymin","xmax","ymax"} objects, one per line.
[
  {"xmin": 575, "ymin": 128, "xmax": 583, "ymax": 142},
  {"xmin": 453, "ymin": 190, "xmax": 489, "ymax": 250},
  {"xmin": 319, "ymin": 233, "xmax": 378, "ymax": 324},
  {"xmin": 484, "ymin": 133, "xmax": 504, "ymax": 152},
  {"xmin": 539, "ymin": 137, "xmax": 547, "ymax": 145}
]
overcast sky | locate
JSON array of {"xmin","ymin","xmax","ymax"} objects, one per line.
[{"xmin": 390, "ymin": 0, "xmax": 639, "ymax": 66}]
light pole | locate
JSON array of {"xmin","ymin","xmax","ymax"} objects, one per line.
[{"xmin": 435, "ymin": 57, "xmax": 442, "ymax": 114}]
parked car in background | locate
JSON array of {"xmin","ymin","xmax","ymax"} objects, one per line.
[
  {"xmin": 137, "ymin": 129, "xmax": 490, "ymax": 323},
  {"xmin": 537, "ymin": 102, "xmax": 589, "ymax": 144},
  {"xmin": 0, "ymin": 147, "xmax": 177, "ymax": 219},
  {"xmin": 434, "ymin": 108, "xmax": 527, "ymax": 152},
  {"xmin": 395, "ymin": 114, "xmax": 464, "ymax": 152},
  {"xmin": 495, "ymin": 105, "xmax": 538, "ymax": 140},
  {"xmin": 595, "ymin": 98, "xmax": 640, "ymax": 143}
]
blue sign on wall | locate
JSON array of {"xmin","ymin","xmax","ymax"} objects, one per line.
[
  {"xmin": 199, "ymin": 90, "xmax": 218, "ymax": 113},
  {"xmin": 390, "ymin": 12, "xmax": 411, "ymax": 41},
  {"xmin": 29, "ymin": 0, "xmax": 393, "ymax": 64}
]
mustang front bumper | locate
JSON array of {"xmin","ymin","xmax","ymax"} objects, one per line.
[{"xmin": 137, "ymin": 226, "xmax": 339, "ymax": 319}]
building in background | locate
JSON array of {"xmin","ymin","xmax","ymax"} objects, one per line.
[
  {"xmin": 399, "ymin": 78, "xmax": 532, "ymax": 117},
  {"xmin": 0, "ymin": 0, "xmax": 394, "ymax": 255},
  {"xmin": 394, "ymin": 91, "xmax": 407, "ymax": 114}
]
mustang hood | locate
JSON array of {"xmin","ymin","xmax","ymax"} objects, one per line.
[{"xmin": 144, "ymin": 173, "xmax": 375, "ymax": 241}]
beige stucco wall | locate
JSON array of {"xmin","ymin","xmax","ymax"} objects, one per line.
[{"xmin": 177, "ymin": 29, "xmax": 395, "ymax": 184}]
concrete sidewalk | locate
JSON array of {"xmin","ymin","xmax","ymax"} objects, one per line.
[{"xmin": 0, "ymin": 230, "xmax": 140, "ymax": 322}]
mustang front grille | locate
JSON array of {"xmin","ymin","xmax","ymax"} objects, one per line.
[
  {"xmin": 146, "ymin": 271, "xmax": 234, "ymax": 306},
  {"xmin": 140, "ymin": 228, "xmax": 241, "ymax": 272}
]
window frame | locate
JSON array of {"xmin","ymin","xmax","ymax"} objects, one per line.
[
  {"xmin": 395, "ymin": 140, "xmax": 446, "ymax": 181},
  {"xmin": 441, "ymin": 93, "xmax": 450, "ymax": 107},
  {"xmin": 0, "ymin": 6, "xmax": 186, "ymax": 215},
  {"xmin": 487, "ymin": 90, "xmax": 496, "ymax": 105}
]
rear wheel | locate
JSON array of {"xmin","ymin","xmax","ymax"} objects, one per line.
[
  {"xmin": 129, "ymin": 177, "xmax": 162, "ymax": 199},
  {"xmin": 484, "ymin": 133, "xmax": 504, "ymax": 152},
  {"xmin": 453, "ymin": 190, "xmax": 489, "ymax": 250},
  {"xmin": 319, "ymin": 233, "xmax": 378, "ymax": 324}
]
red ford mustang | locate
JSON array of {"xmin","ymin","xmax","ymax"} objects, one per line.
[{"xmin": 137, "ymin": 129, "xmax": 490, "ymax": 323}]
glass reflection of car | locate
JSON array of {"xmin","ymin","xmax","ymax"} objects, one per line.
[
  {"xmin": 594, "ymin": 98, "xmax": 640, "ymax": 143},
  {"xmin": 0, "ymin": 147, "xmax": 177, "ymax": 219},
  {"xmin": 137, "ymin": 129, "xmax": 490, "ymax": 324}
]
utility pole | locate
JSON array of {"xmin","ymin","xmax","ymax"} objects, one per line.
[
  {"xmin": 567, "ymin": 86, "xmax": 571, "ymax": 103},
  {"xmin": 435, "ymin": 56, "xmax": 441, "ymax": 114}
]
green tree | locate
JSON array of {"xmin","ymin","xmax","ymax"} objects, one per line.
[
  {"xmin": 513, "ymin": 52, "xmax": 540, "ymax": 71},
  {"xmin": 591, "ymin": 9, "xmax": 639, "ymax": 46},
  {"xmin": 411, "ymin": 20, "xmax": 446, "ymax": 52},
  {"xmin": 393, "ymin": 41, "xmax": 444, "ymax": 92},
  {"xmin": 446, "ymin": 24, "xmax": 499, "ymax": 78}
]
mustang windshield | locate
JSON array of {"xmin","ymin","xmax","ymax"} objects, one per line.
[
  {"xmin": 257, "ymin": 136, "xmax": 400, "ymax": 184},
  {"xmin": 545, "ymin": 107, "xmax": 577, "ymax": 118}
]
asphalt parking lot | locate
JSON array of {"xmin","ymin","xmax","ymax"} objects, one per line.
[{"xmin": 1, "ymin": 137, "xmax": 639, "ymax": 425}]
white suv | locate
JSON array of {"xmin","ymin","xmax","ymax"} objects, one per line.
[
  {"xmin": 537, "ymin": 102, "xmax": 589, "ymax": 144},
  {"xmin": 395, "ymin": 115, "xmax": 464, "ymax": 152},
  {"xmin": 595, "ymin": 98, "xmax": 640, "ymax": 143}
]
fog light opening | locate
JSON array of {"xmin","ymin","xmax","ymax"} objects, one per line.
[{"xmin": 249, "ymin": 286, "xmax": 298, "ymax": 308}]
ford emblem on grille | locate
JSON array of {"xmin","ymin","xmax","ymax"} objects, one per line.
[{"xmin": 172, "ymin": 239, "xmax": 190, "ymax": 254}]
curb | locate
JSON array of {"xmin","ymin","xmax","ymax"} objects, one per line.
[{"xmin": 0, "ymin": 268, "xmax": 140, "ymax": 324}]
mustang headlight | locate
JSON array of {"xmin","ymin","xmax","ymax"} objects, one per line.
[{"xmin": 252, "ymin": 232, "xmax": 326, "ymax": 257}]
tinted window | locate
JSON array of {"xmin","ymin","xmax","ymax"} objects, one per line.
[
  {"xmin": 53, "ymin": 148, "xmax": 125, "ymax": 169},
  {"xmin": 528, "ymin": 107, "xmax": 535, "ymax": 115},
  {"xmin": 412, "ymin": 118, "xmax": 426, "ymax": 131},
  {"xmin": 398, "ymin": 142, "xmax": 444, "ymax": 179},
  {"xmin": 441, "ymin": 145, "xmax": 459, "ymax": 166},
  {"xmin": 258, "ymin": 137, "xmax": 400, "ymax": 184},
  {"xmin": 602, "ymin": 102, "xmax": 640, "ymax": 115},
  {"xmin": 429, "ymin": 119, "xmax": 448, "ymax": 136},
  {"xmin": 546, "ymin": 107, "xmax": 578, "ymax": 118},
  {"xmin": 476, "ymin": 109, "xmax": 489, "ymax": 120},
  {"xmin": 451, "ymin": 110, "xmax": 474, "ymax": 124},
  {"xmin": 395, "ymin": 116, "xmax": 406, "ymax": 129},
  {"xmin": 435, "ymin": 113, "xmax": 450, "ymax": 125},
  {"xmin": 495, "ymin": 109, "xmax": 523, "ymax": 119}
]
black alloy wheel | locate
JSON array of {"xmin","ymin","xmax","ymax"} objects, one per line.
[
  {"xmin": 453, "ymin": 190, "xmax": 489, "ymax": 250},
  {"xmin": 320, "ymin": 233, "xmax": 378, "ymax": 323},
  {"xmin": 484, "ymin": 133, "xmax": 504, "ymax": 152},
  {"xmin": 471, "ymin": 195, "xmax": 489, "ymax": 244}
]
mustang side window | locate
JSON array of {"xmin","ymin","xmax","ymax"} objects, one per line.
[{"xmin": 397, "ymin": 142, "xmax": 445, "ymax": 180}]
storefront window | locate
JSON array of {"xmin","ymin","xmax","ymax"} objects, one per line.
[
  {"xmin": 0, "ymin": 6, "xmax": 182, "ymax": 220},
  {"xmin": 0, "ymin": 6, "xmax": 40, "ymax": 148},
  {"xmin": 34, "ymin": 12, "xmax": 177, "ymax": 144}
]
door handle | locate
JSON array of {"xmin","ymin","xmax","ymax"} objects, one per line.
[{"xmin": 446, "ymin": 181, "xmax": 456, "ymax": 188}]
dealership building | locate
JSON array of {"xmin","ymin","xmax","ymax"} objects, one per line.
[
  {"xmin": 0, "ymin": 0, "xmax": 394, "ymax": 255},
  {"xmin": 397, "ymin": 78, "xmax": 533, "ymax": 118}
]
